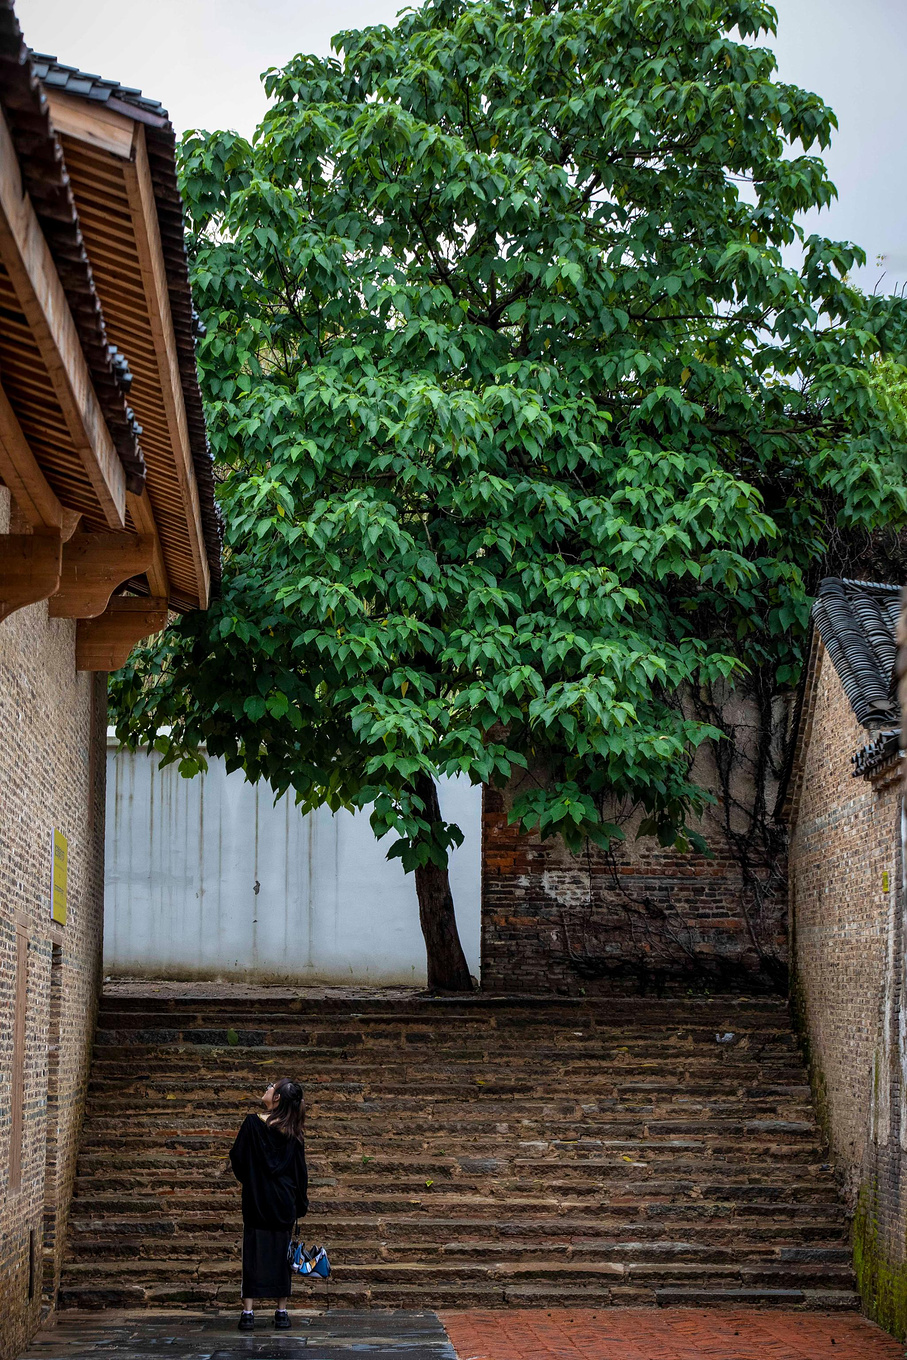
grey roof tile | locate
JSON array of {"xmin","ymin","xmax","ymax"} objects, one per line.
[
  {"xmin": 811, "ymin": 577, "xmax": 900, "ymax": 730},
  {"xmin": 29, "ymin": 52, "xmax": 166, "ymax": 114}
]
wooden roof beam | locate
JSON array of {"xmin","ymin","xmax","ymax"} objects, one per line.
[
  {"xmin": 45, "ymin": 90, "xmax": 134, "ymax": 160},
  {"xmin": 127, "ymin": 487, "xmax": 170, "ymax": 599},
  {"xmin": 0, "ymin": 107, "xmax": 127, "ymax": 529},
  {"xmin": 0, "ymin": 376, "xmax": 82, "ymax": 539},
  {"xmin": 123, "ymin": 123, "xmax": 210, "ymax": 608}
]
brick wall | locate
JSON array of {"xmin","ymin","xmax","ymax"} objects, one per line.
[
  {"xmin": 788, "ymin": 635, "xmax": 905, "ymax": 1336},
  {"xmin": 481, "ymin": 692, "xmax": 787, "ymax": 995},
  {"xmin": 0, "ymin": 488, "xmax": 107, "ymax": 1359}
]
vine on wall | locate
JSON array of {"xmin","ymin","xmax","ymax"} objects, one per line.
[{"xmin": 556, "ymin": 527, "xmax": 905, "ymax": 995}]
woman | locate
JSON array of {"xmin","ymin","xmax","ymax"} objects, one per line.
[{"xmin": 229, "ymin": 1077, "xmax": 308, "ymax": 1331}]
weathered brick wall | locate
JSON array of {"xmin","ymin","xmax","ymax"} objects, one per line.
[
  {"xmin": 788, "ymin": 636, "xmax": 904, "ymax": 1336},
  {"xmin": 481, "ymin": 693, "xmax": 787, "ymax": 995},
  {"xmin": 0, "ymin": 489, "xmax": 107, "ymax": 1359}
]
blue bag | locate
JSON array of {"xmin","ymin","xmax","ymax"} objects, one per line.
[
  {"xmin": 290, "ymin": 1243, "xmax": 330, "ymax": 1278},
  {"xmin": 288, "ymin": 1226, "xmax": 331, "ymax": 1279}
]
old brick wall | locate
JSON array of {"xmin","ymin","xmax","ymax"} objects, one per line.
[
  {"xmin": 788, "ymin": 636, "xmax": 905, "ymax": 1336},
  {"xmin": 0, "ymin": 488, "xmax": 107, "ymax": 1360},
  {"xmin": 481, "ymin": 690, "xmax": 787, "ymax": 995}
]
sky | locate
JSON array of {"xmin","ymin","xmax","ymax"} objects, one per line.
[{"xmin": 15, "ymin": 0, "xmax": 907, "ymax": 294}]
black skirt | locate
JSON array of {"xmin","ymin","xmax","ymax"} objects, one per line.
[{"xmin": 241, "ymin": 1226, "xmax": 292, "ymax": 1299}]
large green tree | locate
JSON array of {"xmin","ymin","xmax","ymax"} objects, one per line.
[{"xmin": 112, "ymin": 0, "xmax": 907, "ymax": 990}]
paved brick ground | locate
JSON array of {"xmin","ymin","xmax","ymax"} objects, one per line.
[
  {"xmin": 21, "ymin": 1310, "xmax": 455, "ymax": 1359},
  {"xmin": 441, "ymin": 1309, "xmax": 906, "ymax": 1360},
  {"xmin": 19, "ymin": 1309, "xmax": 907, "ymax": 1360}
]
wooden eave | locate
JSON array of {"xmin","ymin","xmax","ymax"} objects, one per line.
[
  {"xmin": 0, "ymin": 103, "xmax": 130, "ymax": 530},
  {"xmin": 47, "ymin": 90, "xmax": 210, "ymax": 611},
  {"xmin": 0, "ymin": 260, "xmax": 111, "ymax": 528}
]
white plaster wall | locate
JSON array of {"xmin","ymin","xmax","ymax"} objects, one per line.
[{"xmin": 104, "ymin": 737, "xmax": 481, "ymax": 985}]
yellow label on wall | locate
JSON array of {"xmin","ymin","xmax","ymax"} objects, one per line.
[
  {"xmin": 883, "ymin": 871, "xmax": 891, "ymax": 894},
  {"xmin": 51, "ymin": 829, "xmax": 68, "ymax": 925}
]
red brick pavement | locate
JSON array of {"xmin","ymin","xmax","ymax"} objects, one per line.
[{"xmin": 441, "ymin": 1309, "xmax": 906, "ymax": 1360}]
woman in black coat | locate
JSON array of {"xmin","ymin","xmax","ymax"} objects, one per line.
[{"xmin": 229, "ymin": 1077, "xmax": 308, "ymax": 1331}]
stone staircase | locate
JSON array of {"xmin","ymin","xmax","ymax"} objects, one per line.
[{"xmin": 59, "ymin": 990, "xmax": 857, "ymax": 1311}]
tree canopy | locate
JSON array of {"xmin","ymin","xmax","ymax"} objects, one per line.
[{"xmin": 112, "ymin": 0, "xmax": 907, "ymax": 913}]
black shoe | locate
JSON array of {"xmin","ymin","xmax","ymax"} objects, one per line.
[
  {"xmin": 274, "ymin": 1310, "xmax": 291, "ymax": 1330},
  {"xmin": 238, "ymin": 1311, "xmax": 255, "ymax": 1332}
]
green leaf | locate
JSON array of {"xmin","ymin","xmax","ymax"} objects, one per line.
[{"xmin": 110, "ymin": 0, "xmax": 907, "ymax": 913}]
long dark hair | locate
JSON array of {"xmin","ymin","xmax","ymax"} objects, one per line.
[{"xmin": 265, "ymin": 1077, "xmax": 305, "ymax": 1143}]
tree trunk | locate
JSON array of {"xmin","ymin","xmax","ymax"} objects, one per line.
[{"xmin": 413, "ymin": 774, "xmax": 473, "ymax": 992}]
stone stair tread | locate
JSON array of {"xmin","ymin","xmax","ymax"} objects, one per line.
[
  {"xmin": 60, "ymin": 991, "xmax": 854, "ymax": 1313},
  {"xmin": 654, "ymin": 1286, "xmax": 860, "ymax": 1307}
]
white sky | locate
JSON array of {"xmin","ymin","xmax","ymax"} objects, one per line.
[{"xmin": 16, "ymin": 0, "xmax": 907, "ymax": 294}]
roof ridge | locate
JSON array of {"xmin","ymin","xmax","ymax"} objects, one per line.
[{"xmin": 838, "ymin": 577, "xmax": 901, "ymax": 593}]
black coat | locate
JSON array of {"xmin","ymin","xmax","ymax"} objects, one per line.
[{"xmin": 229, "ymin": 1114, "xmax": 308, "ymax": 1230}]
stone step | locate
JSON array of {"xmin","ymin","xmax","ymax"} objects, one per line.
[
  {"xmin": 59, "ymin": 990, "xmax": 848, "ymax": 1313},
  {"xmin": 84, "ymin": 1118, "xmax": 821, "ymax": 1143},
  {"xmin": 88, "ymin": 1103, "xmax": 816, "ymax": 1126},
  {"xmin": 71, "ymin": 1158, "xmax": 837, "ymax": 1185},
  {"xmin": 92, "ymin": 1025, "xmax": 792, "ymax": 1044},
  {"xmin": 92, "ymin": 1004, "xmax": 796, "ymax": 1022},
  {"xmin": 57, "ymin": 1279, "xmax": 860, "ymax": 1312},
  {"xmin": 69, "ymin": 1157, "xmax": 839, "ymax": 1193},
  {"xmin": 65, "ymin": 1232, "xmax": 853, "ymax": 1264},
  {"xmin": 57, "ymin": 1281, "xmax": 861, "ymax": 1312},
  {"xmin": 88, "ymin": 1037, "xmax": 804, "ymax": 1052},
  {"xmin": 68, "ymin": 1194, "xmax": 848, "ymax": 1224},
  {"xmin": 91, "ymin": 1016, "xmax": 796, "ymax": 1029},
  {"xmin": 652, "ymin": 1287, "xmax": 860, "ymax": 1309},
  {"xmin": 95, "ymin": 996, "xmax": 792, "ymax": 1020},
  {"xmin": 72, "ymin": 1125, "xmax": 822, "ymax": 1160},
  {"xmin": 79, "ymin": 1082, "xmax": 815, "ymax": 1104},
  {"xmin": 76, "ymin": 1112, "xmax": 820, "ymax": 1144},
  {"xmin": 85, "ymin": 1074, "xmax": 813, "ymax": 1094},
  {"xmin": 79, "ymin": 1096, "xmax": 819, "ymax": 1119},
  {"xmin": 86, "ymin": 1025, "xmax": 799, "ymax": 1045},
  {"xmin": 74, "ymin": 1135, "xmax": 827, "ymax": 1164},
  {"xmin": 91, "ymin": 1035, "xmax": 802, "ymax": 1059},
  {"xmin": 67, "ymin": 1213, "xmax": 848, "ymax": 1245},
  {"xmin": 69, "ymin": 1198, "xmax": 843, "ymax": 1228},
  {"xmin": 58, "ymin": 1254, "xmax": 854, "ymax": 1288},
  {"xmin": 86, "ymin": 1061, "xmax": 811, "ymax": 1081},
  {"xmin": 83, "ymin": 1099, "xmax": 818, "ymax": 1125},
  {"xmin": 82, "ymin": 1087, "xmax": 814, "ymax": 1114}
]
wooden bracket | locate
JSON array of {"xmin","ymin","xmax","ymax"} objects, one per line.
[
  {"xmin": 49, "ymin": 532, "xmax": 156, "ymax": 619},
  {"xmin": 75, "ymin": 596, "xmax": 168, "ymax": 672},
  {"xmin": 0, "ymin": 532, "xmax": 63, "ymax": 623}
]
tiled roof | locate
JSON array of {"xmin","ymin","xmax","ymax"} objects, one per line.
[
  {"xmin": 0, "ymin": 1, "xmax": 146, "ymax": 492},
  {"xmin": 776, "ymin": 577, "xmax": 902, "ymax": 818},
  {"xmin": 29, "ymin": 52, "xmax": 165, "ymax": 117},
  {"xmin": 28, "ymin": 49, "xmax": 222, "ymax": 594},
  {"xmin": 811, "ymin": 577, "xmax": 900, "ymax": 730},
  {"xmin": 851, "ymin": 730, "xmax": 900, "ymax": 781}
]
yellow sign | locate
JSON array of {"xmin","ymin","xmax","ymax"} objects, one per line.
[{"xmin": 51, "ymin": 829, "xmax": 68, "ymax": 925}]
